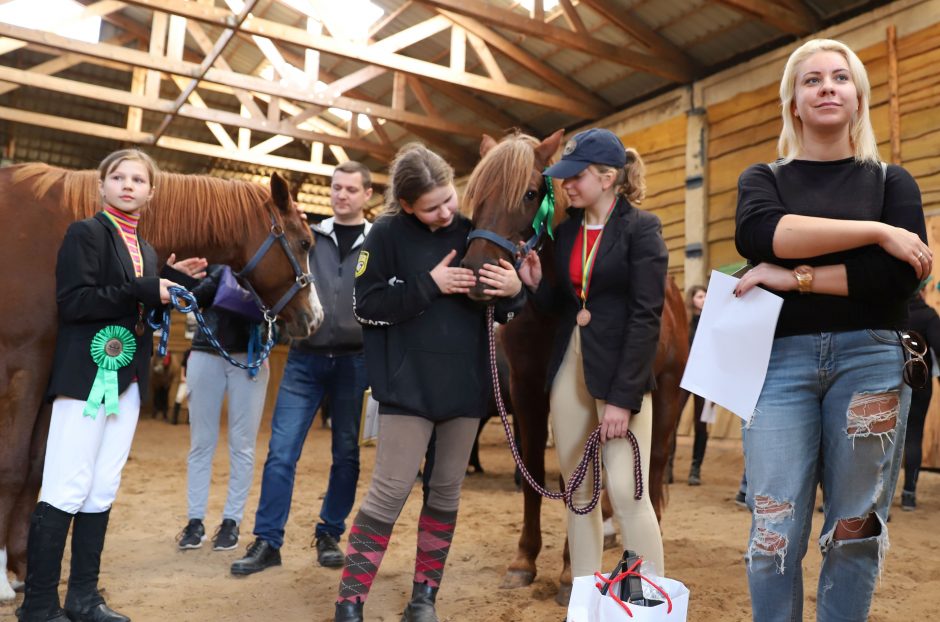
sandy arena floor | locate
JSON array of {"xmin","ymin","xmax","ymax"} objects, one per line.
[{"xmin": 2, "ymin": 415, "xmax": 938, "ymax": 622}]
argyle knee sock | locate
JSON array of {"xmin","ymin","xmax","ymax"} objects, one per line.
[
  {"xmin": 414, "ymin": 505, "xmax": 458, "ymax": 588},
  {"xmin": 337, "ymin": 510, "xmax": 394, "ymax": 604}
]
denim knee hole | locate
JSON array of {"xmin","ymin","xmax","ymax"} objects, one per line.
[{"xmin": 846, "ymin": 391, "xmax": 899, "ymax": 442}]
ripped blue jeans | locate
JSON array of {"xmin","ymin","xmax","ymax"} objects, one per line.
[{"xmin": 742, "ymin": 330, "xmax": 910, "ymax": 622}]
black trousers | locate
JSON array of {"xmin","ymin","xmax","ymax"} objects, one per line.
[{"xmin": 902, "ymin": 380, "xmax": 932, "ymax": 493}]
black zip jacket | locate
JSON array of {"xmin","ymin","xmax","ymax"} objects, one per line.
[{"xmin": 354, "ymin": 212, "xmax": 525, "ymax": 421}]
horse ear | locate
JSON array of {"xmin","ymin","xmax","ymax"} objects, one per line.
[
  {"xmin": 480, "ymin": 134, "xmax": 498, "ymax": 157},
  {"xmin": 535, "ymin": 129, "xmax": 565, "ymax": 166},
  {"xmin": 270, "ymin": 172, "xmax": 292, "ymax": 213}
]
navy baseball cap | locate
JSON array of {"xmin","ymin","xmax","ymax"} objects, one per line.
[{"xmin": 543, "ymin": 128, "xmax": 627, "ymax": 179}]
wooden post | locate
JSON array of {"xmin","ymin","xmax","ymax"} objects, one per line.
[
  {"xmin": 887, "ymin": 24, "xmax": 901, "ymax": 165},
  {"xmin": 684, "ymin": 107, "xmax": 708, "ymax": 289}
]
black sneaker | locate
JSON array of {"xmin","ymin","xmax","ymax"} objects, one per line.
[
  {"xmin": 177, "ymin": 518, "xmax": 206, "ymax": 550},
  {"xmin": 901, "ymin": 490, "xmax": 916, "ymax": 512},
  {"xmin": 230, "ymin": 538, "xmax": 281, "ymax": 576},
  {"xmin": 734, "ymin": 491, "xmax": 747, "ymax": 509},
  {"xmin": 316, "ymin": 534, "xmax": 344, "ymax": 568},
  {"xmin": 212, "ymin": 519, "xmax": 240, "ymax": 551}
]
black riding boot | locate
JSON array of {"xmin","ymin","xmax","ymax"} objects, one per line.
[
  {"xmin": 400, "ymin": 582, "xmax": 439, "ymax": 622},
  {"xmin": 18, "ymin": 502, "xmax": 72, "ymax": 622},
  {"xmin": 334, "ymin": 599, "xmax": 364, "ymax": 622},
  {"xmin": 63, "ymin": 510, "xmax": 130, "ymax": 622}
]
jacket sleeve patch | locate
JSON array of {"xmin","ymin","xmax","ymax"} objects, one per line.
[{"xmin": 355, "ymin": 250, "xmax": 369, "ymax": 277}]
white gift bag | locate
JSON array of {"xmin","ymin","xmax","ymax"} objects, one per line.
[{"xmin": 567, "ymin": 571, "xmax": 689, "ymax": 622}]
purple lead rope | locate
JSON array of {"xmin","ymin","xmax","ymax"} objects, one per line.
[{"xmin": 486, "ymin": 305, "xmax": 643, "ymax": 515}]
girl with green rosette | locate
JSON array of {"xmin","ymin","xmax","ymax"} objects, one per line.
[{"xmin": 18, "ymin": 149, "xmax": 206, "ymax": 622}]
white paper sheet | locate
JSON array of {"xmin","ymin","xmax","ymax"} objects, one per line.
[{"xmin": 680, "ymin": 270, "xmax": 783, "ymax": 422}]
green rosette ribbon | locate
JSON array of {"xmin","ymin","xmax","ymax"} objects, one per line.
[
  {"xmin": 532, "ymin": 175, "xmax": 556, "ymax": 240},
  {"xmin": 83, "ymin": 325, "xmax": 136, "ymax": 419}
]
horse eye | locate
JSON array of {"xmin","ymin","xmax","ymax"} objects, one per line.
[
  {"xmin": 301, "ymin": 240, "xmax": 311, "ymax": 251},
  {"xmin": 525, "ymin": 190, "xmax": 538, "ymax": 201}
]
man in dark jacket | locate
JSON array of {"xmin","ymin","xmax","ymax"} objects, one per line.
[{"xmin": 231, "ymin": 161, "xmax": 373, "ymax": 575}]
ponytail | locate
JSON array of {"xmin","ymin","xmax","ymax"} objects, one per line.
[{"xmin": 593, "ymin": 147, "xmax": 646, "ymax": 204}]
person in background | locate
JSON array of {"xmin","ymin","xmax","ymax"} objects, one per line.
[
  {"xmin": 176, "ymin": 265, "xmax": 271, "ymax": 552},
  {"xmin": 901, "ymin": 279, "xmax": 940, "ymax": 511},
  {"xmin": 685, "ymin": 285, "xmax": 709, "ymax": 486},
  {"xmin": 231, "ymin": 161, "xmax": 372, "ymax": 576},
  {"xmin": 733, "ymin": 38, "xmax": 929, "ymax": 621}
]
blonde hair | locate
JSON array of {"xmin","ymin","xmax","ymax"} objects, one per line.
[
  {"xmin": 381, "ymin": 143, "xmax": 454, "ymax": 218},
  {"xmin": 778, "ymin": 38, "xmax": 880, "ymax": 164},
  {"xmin": 97, "ymin": 148, "xmax": 160, "ymax": 186},
  {"xmin": 592, "ymin": 147, "xmax": 646, "ymax": 204}
]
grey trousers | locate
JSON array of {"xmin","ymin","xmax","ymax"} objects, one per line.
[
  {"xmin": 186, "ymin": 351, "xmax": 270, "ymax": 523},
  {"xmin": 360, "ymin": 413, "xmax": 479, "ymax": 523}
]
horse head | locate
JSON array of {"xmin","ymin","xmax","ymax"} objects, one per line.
[
  {"xmin": 238, "ymin": 173, "xmax": 324, "ymax": 338},
  {"xmin": 462, "ymin": 130, "xmax": 565, "ymax": 301}
]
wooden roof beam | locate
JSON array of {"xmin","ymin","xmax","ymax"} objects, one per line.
[
  {"xmin": 416, "ymin": 0, "xmax": 693, "ymax": 82},
  {"xmin": 275, "ymin": 49, "xmax": 479, "ymax": 169},
  {"xmin": 0, "ymin": 0, "xmax": 125, "ymax": 56},
  {"xmin": 115, "ymin": 0, "xmax": 602, "ymax": 118},
  {"xmin": 0, "ymin": 62, "xmax": 394, "ymax": 158},
  {"xmin": 0, "ymin": 21, "xmax": 481, "ymax": 138},
  {"xmin": 714, "ymin": 0, "xmax": 820, "ymax": 36},
  {"xmin": 153, "ymin": 0, "xmax": 259, "ymax": 141},
  {"xmin": 577, "ymin": 0, "xmax": 697, "ymax": 72},
  {"xmin": 438, "ymin": 10, "xmax": 610, "ymax": 114}
]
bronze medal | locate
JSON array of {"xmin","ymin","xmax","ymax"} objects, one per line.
[
  {"xmin": 134, "ymin": 320, "xmax": 145, "ymax": 336},
  {"xmin": 104, "ymin": 337, "xmax": 124, "ymax": 357},
  {"xmin": 576, "ymin": 308, "xmax": 591, "ymax": 327}
]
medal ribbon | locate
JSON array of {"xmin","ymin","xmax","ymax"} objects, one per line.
[
  {"xmin": 531, "ymin": 175, "xmax": 556, "ymax": 240},
  {"xmin": 83, "ymin": 325, "xmax": 136, "ymax": 419},
  {"xmin": 580, "ymin": 198, "xmax": 618, "ymax": 307}
]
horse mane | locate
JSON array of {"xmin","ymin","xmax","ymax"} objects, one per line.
[
  {"xmin": 464, "ymin": 133, "xmax": 539, "ymax": 216},
  {"xmin": 10, "ymin": 163, "xmax": 273, "ymax": 249}
]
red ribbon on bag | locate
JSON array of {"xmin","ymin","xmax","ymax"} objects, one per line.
[{"xmin": 594, "ymin": 558, "xmax": 673, "ymax": 618}]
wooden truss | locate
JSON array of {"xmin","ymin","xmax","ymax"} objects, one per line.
[{"xmin": 0, "ymin": 0, "xmax": 826, "ymax": 178}]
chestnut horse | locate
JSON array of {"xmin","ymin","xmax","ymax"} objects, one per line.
[
  {"xmin": 0, "ymin": 164, "xmax": 324, "ymax": 599},
  {"xmin": 461, "ymin": 132, "xmax": 689, "ymax": 599}
]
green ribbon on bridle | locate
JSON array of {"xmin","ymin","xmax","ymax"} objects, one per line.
[
  {"xmin": 83, "ymin": 325, "xmax": 136, "ymax": 419},
  {"xmin": 531, "ymin": 175, "xmax": 556, "ymax": 241}
]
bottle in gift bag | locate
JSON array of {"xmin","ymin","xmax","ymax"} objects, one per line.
[{"xmin": 603, "ymin": 550, "xmax": 665, "ymax": 608}]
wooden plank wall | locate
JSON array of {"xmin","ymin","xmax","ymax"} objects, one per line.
[
  {"xmin": 617, "ymin": 114, "xmax": 688, "ymax": 288},
  {"xmin": 903, "ymin": 21, "xmax": 940, "ymax": 469}
]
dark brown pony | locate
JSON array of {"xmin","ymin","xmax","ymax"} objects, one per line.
[
  {"xmin": 461, "ymin": 132, "xmax": 689, "ymax": 599},
  {"xmin": 0, "ymin": 164, "xmax": 323, "ymax": 598}
]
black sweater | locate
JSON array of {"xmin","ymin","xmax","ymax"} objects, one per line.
[
  {"xmin": 735, "ymin": 158, "xmax": 925, "ymax": 337},
  {"xmin": 354, "ymin": 212, "xmax": 525, "ymax": 421}
]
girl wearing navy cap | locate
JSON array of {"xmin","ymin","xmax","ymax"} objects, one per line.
[{"xmin": 519, "ymin": 128, "xmax": 668, "ymax": 582}]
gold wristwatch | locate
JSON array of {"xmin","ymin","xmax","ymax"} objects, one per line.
[{"xmin": 794, "ymin": 265, "xmax": 814, "ymax": 294}]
